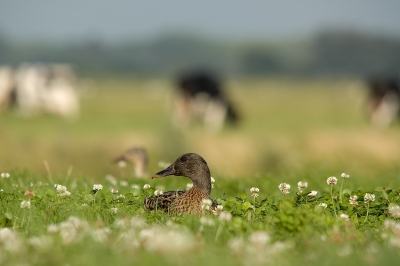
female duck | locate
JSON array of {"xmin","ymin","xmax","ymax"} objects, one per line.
[{"xmin": 144, "ymin": 153, "xmax": 216, "ymax": 215}]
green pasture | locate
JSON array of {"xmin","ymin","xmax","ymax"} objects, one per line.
[{"xmin": 1, "ymin": 77, "xmax": 400, "ymax": 265}]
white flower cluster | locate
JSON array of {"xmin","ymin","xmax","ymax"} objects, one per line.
[
  {"xmin": 219, "ymin": 211, "xmax": 232, "ymax": 222},
  {"xmin": 250, "ymin": 187, "xmax": 259, "ymax": 197},
  {"xmin": 0, "ymin": 228, "xmax": 26, "ymax": 253},
  {"xmin": 1, "ymin": 172, "xmax": 10, "ymax": 178},
  {"xmin": 308, "ymin": 190, "xmax": 318, "ymax": 197},
  {"xmin": 154, "ymin": 190, "xmax": 163, "ymax": 196},
  {"xmin": 318, "ymin": 203, "xmax": 327, "ymax": 209},
  {"xmin": 278, "ymin": 183, "xmax": 290, "ymax": 195},
  {"xmin": 186, "ymin": 183, "xmax": 193, "ymax": 190},
  {"xmin": 20, "ymin": 200, "xmax": 31, "ymax": 209},
  {"xmin": 341, "ymin": 173, "xmax": 350, "ymax": 179},
  {"xmin": 228, "ymin": 230, "xmax": 291, "ymax": 264},
  {"xmin": 326, "ymin": 176, "xmax": 338, "ymax": 186},
  {"xmin": 383, "ymin": 219, "xmax": 400, "ymax": 249},
  {"xmin": 109, "ymin": 207, "xmax": 118, "ymax": 214},
  {"xmin": 139, "ymin": 226, "xmax": 197, "ymax": 254},
  {"xmin": 54, "ymin": 184, "xmax": 71, "ymax": 197},
  {"xmin": 116, "ymin": 194, "xmax": 125, "ymax": 200},
  {"xmin": 201, "ymin": 199, "xmax": 213, "ymax": 210},
  {"xmin": 47, "ymin": 216, "xmax": 90, "ymax": 245},
  {"xmin": 111, "ymin": 188, "xmax": 118, "ymax": 194},
  {"xmin": 364, "ymin": 193, "xmax": 375, "ymax": 203},
  {"xmin": 389, "ymin": 205, "xmax": 400, "ymax": 218},
  {"xmin": 297, "ymin": 181, "xmax": 308, "ymax": 194},
  {"xmin": 212, "ymin": 205, "xmax": 224, "ymax": 216},
  {"xmin": 211, "ymin": 176, "xmax": 215, "ymax": 189},
  {"xmin": 93, "ymin": 184, "xmax": 103, "ymax": 192},
  {"xmin": 143, "ymin": 184, "xmax": 151, "ymax": 189},
  {"xmin": 349, "ymin": 195, "xmax": 358, "ymax": 206},
  {"xmin": 339, "ymin": 213, "xmax": 350, "ymax": 221}
]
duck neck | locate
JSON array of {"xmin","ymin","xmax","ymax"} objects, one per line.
[{"xmin": 191, "ymin": 172, "xmax": 211, "ymax": 196}]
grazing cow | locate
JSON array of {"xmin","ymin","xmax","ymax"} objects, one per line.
[
  {"xmin": 366, "ymin": 77, "xmax": 400, "ymax": 127},
  {"xmin": 172, "ymin": 72, "xmax": 239, "ymax": 132},
  {"xmin": 0, "ymin": 66, "xmax": 15, "ymax": 111},
  {"xmin": 1, "ymin": 63, "xmax": 80, "ymax": 118},
  {"xmin": 113, "ymin": 147, "xmax": 148, "ymax": 178}
]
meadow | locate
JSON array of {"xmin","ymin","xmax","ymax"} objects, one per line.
[{"xmin": 1, "ymin": 76, "xmax": 400, "ymax": 265}]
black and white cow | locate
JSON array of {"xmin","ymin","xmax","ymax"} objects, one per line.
[
  {"xmin": 172, "ymin": 72, "xmax": 239, "ymax": 132},
  {"xmin": 366, "ymin": 76, "xmax": 400, "ymax": 127}
]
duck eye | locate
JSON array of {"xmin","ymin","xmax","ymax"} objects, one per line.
[{"xmin": 180, "ymin": 156, "xmax": 188, "ymax": 162}]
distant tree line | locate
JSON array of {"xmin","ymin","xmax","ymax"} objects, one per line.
[{"xmin": 0, "ymin": 30, "xmax": 399, "ymax": 78}]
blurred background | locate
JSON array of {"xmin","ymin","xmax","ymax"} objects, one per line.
[{"xmin": 1, "ymin": 1, "xmax": 400, "ymax": 187}]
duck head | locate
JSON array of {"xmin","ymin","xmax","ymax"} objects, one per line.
[{"xmin": 152, "ymin": 153, "xmax": 212, "ymax": 194}]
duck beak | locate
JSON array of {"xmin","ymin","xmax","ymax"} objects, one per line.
[{"xmin": 152, "ymin": 165, "xmax": 175, "ymax": 179}]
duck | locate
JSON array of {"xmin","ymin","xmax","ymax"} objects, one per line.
[
  {"xmin": 113, "ymin": 147, "xmax": 148, "ymax": 178},
  {"xmin": 144, "ymin": 153, "xmax": 217, "ymax": 215}
]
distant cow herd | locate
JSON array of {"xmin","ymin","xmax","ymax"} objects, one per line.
[
  {"xmin": 0, "ymin": 63, "xmax": 79, "ymax": 118},
  {"xmin": 1, "ymin": 63, "xmax": 398, "ymax": 128}
]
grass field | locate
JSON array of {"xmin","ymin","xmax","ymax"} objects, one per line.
[{"xmin": 1, "ymin": 76, "xmax": 400, "ymax": 265}]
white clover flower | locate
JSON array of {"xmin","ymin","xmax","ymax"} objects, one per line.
[
  {"xmin": 339, "ymin": 213, "xmax": 350, "ymax": 221},
  {"xmin": 389, "ymin": 205, "xmax": 400, "ymax": 218},
  {"xmin": 202, "ymin": 199, "xmax": 213, "ymax": 210},
  {"xmin": 318, "ymin": 203, "xmax": 328, "ymax": 209},
  {"xmin": 200, "ymin": 217, "xmax": 215, "ymax": 226},
  {"xmin": 341, "ymin": 173, "xmax": 350, "ymax": 179},
  {"xmin": 154, "ymin": 190, "xmax": 163, "ymax": 196},
  {"xmin": 111, "ymin": 188, "xmax": 118, "ymax": 194},
  {"xmin": 117, "ymin": 160, "xmax": 127, "ymax": 168},
  {"xmin": 20, "ymin": 200, "xmax": 31, "ymax": 209},
  {"xmin": 326, "ymin": 176, "xmax": 338, "ymax": 186},
  {"xmin": 349, "ymin": 195, "xmax": 358, "ymax": 206},
  {"xmin": 0, "ymin": 189, "xmax": 3, "ymax": 193},
  {"xmin": 81, "ymin": 203, "xmax": 88, "ymax": 207},
  {"xmin": 117, "ymin": 194, "xmax": 125, "ymax": 200},
  {"xmin": 250, "ymin": 187, "xmax": 260, "ymax": 197},
  {"xmin": 278, "ymin": 183, "xmax": 290, "ymax": 195},
  {"xmin": 212, "ymin": 205, "xmax": 224, "ymax": 216},
  {"xmin": 59, "ymin": 191, "xmax": 71, "ymax": 198},
  {"xmin": 56, "ymin": 185, "xmax": 67, "ymax": 193},
  {"xmin": 308, "ymin": 190, "xmax": 318, "ymax": 197},
  {"xmin": 211, "ymin": 177, "xmax": 215, "ymax": 189},
  {"xmin": 219, "ymin": 211, "xmax": 232, "ymax": 222},
  {"xmin": 297, "ymin": 181, "xmax": 308, "ymax": 189},
  {"xmin": 1, "ymin": 172, "xmax": 10, "ymax": 178},
  {"xmin": 93, "ymin": 184, "xmax": 103, "ymax": 191},
  {"xmin": 250, "ymin": 187, "xmax": 259, "ymax": 193},
  {"xmin": 364, "ymin": 193, "xmax": 375, "ymax": 203},
  {"xmin": 143, "ymin": 184, "xmax": 151, "ymax": 189},
  {"xmin": 186, "ymin": 183, "xmax": 193, "ymax": 190},
  {"xmin": 110, "ymin": 208, "xmax": 118, "ymax": 214}
]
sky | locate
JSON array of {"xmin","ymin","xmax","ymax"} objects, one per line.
[{"xmin": 1, "ymin": 1, "xmax": 400, "ymax": 44}]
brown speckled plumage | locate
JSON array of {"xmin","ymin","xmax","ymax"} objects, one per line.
[{"xmin": 144, "ymin": 153, "xmax": 217, "ymax": 215}]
